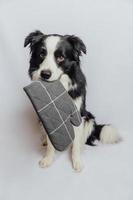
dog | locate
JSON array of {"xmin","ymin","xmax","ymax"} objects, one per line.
[{"xmin": 24, "ymin": 30, "xmax": 120, "ymax": 172}]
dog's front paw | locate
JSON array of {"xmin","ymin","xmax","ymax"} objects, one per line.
[
  {"xmin": 39, "ymin": 157, "xmax": 53, "ymax": 168},
  {"xmin": 72, "ymin": 160, "xmax": 83, "ymax": 172}
]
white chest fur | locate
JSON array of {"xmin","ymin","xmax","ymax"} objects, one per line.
[{"xmin": 59, "ymin": 74, "xmax": 82, "ymax": 112}]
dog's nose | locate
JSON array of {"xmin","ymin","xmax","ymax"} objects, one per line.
[{"xmin": 40, "ymin": 70, "xmax": 51, "ymax": 80}]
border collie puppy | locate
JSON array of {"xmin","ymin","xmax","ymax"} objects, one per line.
[{"xmin": 24, "ymin": 30, "xmax": 120, "ymax": 172}]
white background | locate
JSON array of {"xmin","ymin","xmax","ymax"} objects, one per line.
[{"xmin": 0, "ymin": 0, "xmax": 133, "ymax": 200}]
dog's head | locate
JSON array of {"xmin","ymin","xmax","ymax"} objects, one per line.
[{"xmin": 24, "ymin": 30, "xmax": 86, "ymax": 81}]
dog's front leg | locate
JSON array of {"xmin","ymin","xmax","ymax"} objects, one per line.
[
  {"xmin": 72, "ymin": 123, "xmax": 84, "ymax": 172},
  {"xmin": 39, "ymin": 135, "xmax": 55, "ymax": 168},
  {"xmin": 39, "ymin": 122, "xmax": 47, "ymax": 146}
]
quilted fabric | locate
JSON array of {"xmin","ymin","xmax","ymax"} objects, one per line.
[{"xmin": 23, "ymin": 80, "xmax": 81, "ymax": 151}]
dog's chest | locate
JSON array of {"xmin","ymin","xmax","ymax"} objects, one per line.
[
  {"xmin": 72, "ymin": 96, "xmax": 82, "ymax": 111},
  {"xmin": 59, "ymin": 74, "xmax": 82, "ymax": 112}
]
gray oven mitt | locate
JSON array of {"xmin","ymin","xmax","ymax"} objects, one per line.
[{"xmin": 23, "ymin": 80, "xmax": 81, "ymax": 151}]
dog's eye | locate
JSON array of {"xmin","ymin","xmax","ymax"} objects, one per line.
[
  {"xmin": 56, "ymin": 56, "xmax": 64, "ymax": 63},
  {"xmin": 40, "ymin": 52, "xmax": 45, "ymax": 58},
  {"xmin": 40, "ymin": 49, "xmax": 46, "ymax": 58}
]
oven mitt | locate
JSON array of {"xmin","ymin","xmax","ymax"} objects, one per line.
[{"xmin": 23, "ymin": 80, "xmax": 82, "ymax": 151}]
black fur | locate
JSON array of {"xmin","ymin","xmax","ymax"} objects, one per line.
[{"xmin": 86, "ymin": 123, "xmax": 104, "ymax": 145}]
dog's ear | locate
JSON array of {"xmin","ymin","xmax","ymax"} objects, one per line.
[
  {"xmin": 24, "ymin": 30, "xmax": 44, "ymax": 48},
  {"xmin": 64, "ymin": 35, "xmax": 86, "ymax": 56}
]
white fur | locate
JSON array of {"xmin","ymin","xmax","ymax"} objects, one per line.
[
  {"xmin": 39, "ymin": 135, "xmax": 55, "ymax": 168},
  {"xmin": 72, "ymin": 121, "xmax": 84, "ymax": 172},
  {"xmin": 32, "ymin": 70, "xmax": 40, "ymax": 81},
  {"xmin": 83, "ymin": 119, "xmax": 95, "ymax": 143},
  {"xmin": 59, "ymin": 74, "xmax": 71, "ymax": 91},
  {"xmin": 33, "ymin": 36, "xmax": 63, "ymax": 81},
  {"xmin": 100, "ymin": 125, "xmax": 121, "ymax": 144},
  {"xmin": 40, "ymin": 122, "xmax": 47, "ymax": 146},
  {"xmin": 74, "ymin": 96, "xmax": 82, "ymax": 111}
]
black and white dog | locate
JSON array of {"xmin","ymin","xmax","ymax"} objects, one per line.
[{"xmin": 24, "ymin": 30, "xmax": 120, "ymax": 172}]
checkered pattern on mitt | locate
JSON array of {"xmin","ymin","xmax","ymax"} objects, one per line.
[{"xmin": 24, "ymin": 80, "xmax": 81, "ymax": 151}]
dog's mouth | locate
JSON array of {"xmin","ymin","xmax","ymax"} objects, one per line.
[
  {"xmin": 31, "ymin": 70, "xmax": 64, "ymax": 83},
  {"xmin": 39, "ymin": 73, "xmax": 63, "ymax": 82},
  {"xmin": 40, "ymin": 77, "xmax": 55, "ymax": 83}
]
